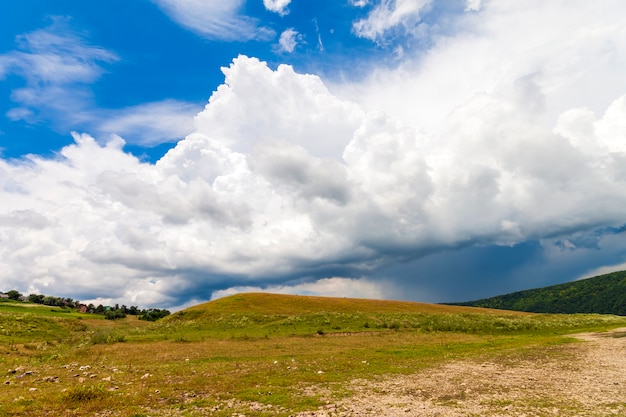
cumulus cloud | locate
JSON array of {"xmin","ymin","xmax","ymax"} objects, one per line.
[
  {"xmin": 264, "ymin": 0, "xmax": 291, "ymax": 16},
  {"xmin": 2, "ymin": 2, "xmax": 626, "ymax": 308},
  {"xmin": 153, "ymin": 0, "xmax": 273, "ymax": 41},
  {"xmin": 352, "ymin": 0, "xmax": 432, "ymax": 42}
]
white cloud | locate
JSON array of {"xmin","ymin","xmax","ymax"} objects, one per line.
[
  {"xmin": 153, "ymin": 0, "xmax": 273, "ymax": 41},
  {"xmin": 352, "ymin": 0, "xmax": 432, "ymax": 42},
  {"xmin": 350, "ymin": 0, "xmax": 370, "ymax": 7},
  {"xmin": 97, "ymin": 100, "xmax": 198, "ymax": 146},
  {"xmin": 263, "ymin": 0, "xmax": 291, "ymax": 16},
  {"xmin": 2, "ymin": 20, "xmax": 118, "ymax": 84},
  {"xmin": 278, "ymin": 29, "xmax": 300, "ymax": 53},
  {"xmin": 211, "ymin": 277, "xmax": 385, "ymax": 301}
]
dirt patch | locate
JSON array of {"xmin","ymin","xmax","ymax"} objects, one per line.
[{"xmin": 298, "ymin": 328, "xmax": 626, "ymax": 416}]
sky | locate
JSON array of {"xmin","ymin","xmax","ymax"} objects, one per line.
[{"xmin": 1, "ymin": 0, "xmax": 626, "ymax": 310}]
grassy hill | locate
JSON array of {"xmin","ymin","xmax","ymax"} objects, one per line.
[{"xmin": 451, "ymin": 270, "xmax": 626, "ymax": 315}]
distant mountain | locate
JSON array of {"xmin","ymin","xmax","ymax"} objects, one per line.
[{"xmin": 450, "ymin": 271, "xmax": 626, "ymax": 315}]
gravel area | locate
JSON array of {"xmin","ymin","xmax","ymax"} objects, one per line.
[{"xmin": 296, "ymin": 328, "xmax": 626, "ymax": 416}]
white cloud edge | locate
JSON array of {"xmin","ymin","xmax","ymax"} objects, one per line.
[{"xmin": 352, "ymin": 0, "xmax": 432, "ymax": 42}]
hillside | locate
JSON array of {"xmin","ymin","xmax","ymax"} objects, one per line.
[{"xmin": 452, "ymin": 270, "xmax": 626, "ymax": 315}]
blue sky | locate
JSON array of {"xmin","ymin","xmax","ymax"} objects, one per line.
[{"xmin": 2, "ymin": 0, "xmax": 626, "ymax": 310}]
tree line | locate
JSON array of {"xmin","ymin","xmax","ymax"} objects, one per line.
[
  {"xmin": 450, "ymin": 270, "xmax": 626, "ymax": 315},
  {"xmin": 1, "ymin": 290, "xmax": 170, "ymax": 321}
]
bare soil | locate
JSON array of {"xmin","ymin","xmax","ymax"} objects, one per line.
[{"xmin": 297, "ymin": 328, "xmax": 626, "ymax": 417}]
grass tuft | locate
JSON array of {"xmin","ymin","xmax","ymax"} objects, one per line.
[{"xmin": 63, "ymin": 384, "xmax": 107, "ymax": 403}]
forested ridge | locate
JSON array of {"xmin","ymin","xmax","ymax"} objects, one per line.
[{"xmin": 452, "ymin": 271, "xmax": 626, "ymax": 315}]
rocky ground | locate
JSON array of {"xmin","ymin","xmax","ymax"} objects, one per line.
[{"xmin": 296, "ymin": 328, "xmax": 626, "ymax": 417}]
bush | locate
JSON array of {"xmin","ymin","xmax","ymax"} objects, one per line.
[{"xmin": 104, "ymin": 310, "xmax": 126, "ymax": 320}]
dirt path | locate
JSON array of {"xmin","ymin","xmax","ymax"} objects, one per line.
[{"xmin": 299, "ymin": 328, "xmax": 626, "ymax": 416}]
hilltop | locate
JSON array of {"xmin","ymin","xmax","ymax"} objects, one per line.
[{"xmin": 451, "ymin": 270, "xmax": 626, "ymax": 315}]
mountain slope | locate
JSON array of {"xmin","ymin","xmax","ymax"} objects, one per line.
[{"xmin": 452, "ymin": 270, "xmax": 626, "ymax": 315}]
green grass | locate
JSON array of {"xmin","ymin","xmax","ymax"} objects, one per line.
[
  {"xmin": 0, "ymin": 299, "xmax": 87, "ymax": 319},
  {"xmin": 1, "ymin": 293, "xmax": 625, "ymax": 416}
]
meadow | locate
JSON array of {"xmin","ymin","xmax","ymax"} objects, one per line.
[{"xmin": 2, "ymin": 293, "xmax": 626, "ymax": 416}]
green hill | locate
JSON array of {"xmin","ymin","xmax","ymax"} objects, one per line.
[{"xmin": 451, "ymin": 270, "xmax": 626, "ymax": 315}]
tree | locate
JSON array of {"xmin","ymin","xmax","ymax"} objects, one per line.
[
  {"xmin": 139, "ymin": 308, "xmax": 171, "ymax": 322},
  {"xmin": 7, "ymin": 290, "xmax": 22, "ymax": 300},
  {"xmin": 43, "ymin": 296, "xmax": 62, "ymax": 306},
  {"xmin": 28, "ymin": 294, "xmax": 45, "ymax": 304}
]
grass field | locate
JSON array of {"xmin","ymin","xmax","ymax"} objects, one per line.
[{"xmin": 1, "ymin": 293, "xmax": 625, "ymax": 416}]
